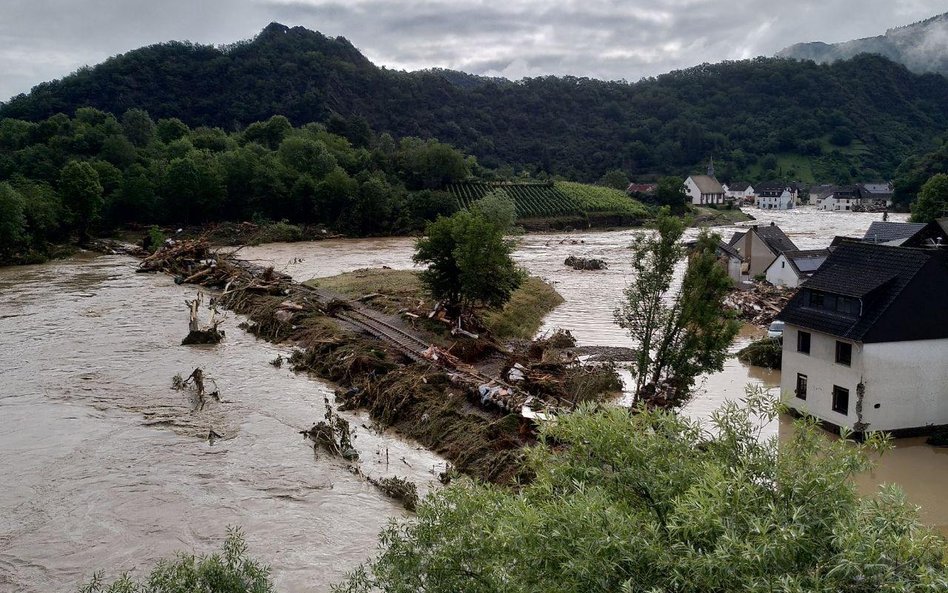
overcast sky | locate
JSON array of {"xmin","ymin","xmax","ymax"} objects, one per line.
[{"xmin": 1, "ymin": 0, "xmax": 944, "ymax": 101}]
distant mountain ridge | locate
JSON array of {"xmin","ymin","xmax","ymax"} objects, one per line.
[
  {"xmin": 3, "ymin": 22, "xmax": 948, "ymax": 182},
  {"xmin": 778, "ymin": 13, "xmax": 948, "ymax": 77}
]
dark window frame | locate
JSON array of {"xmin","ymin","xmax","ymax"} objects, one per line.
[
  {"xmin": 835, "ymin": 341, "xmax": 852, "ymax": 366},
  {"xmin": 797, "ymin": 331, "xmax": 811, "ymax": 354},
  {"xmin": 795, "ymin": 373, "xmax": 808, "ymax": 400},
  {"xmin": 832, "ymin": 385, "xmax": 850, "ymax": 415}
]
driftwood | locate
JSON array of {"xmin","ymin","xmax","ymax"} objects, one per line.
[
  {"xmin": 182, "ymin": 292, "xmax": 225, "ymax": 345},
  {"xmin": 723, "ymin": 283, "xmax": 792, "ymax": 326}
]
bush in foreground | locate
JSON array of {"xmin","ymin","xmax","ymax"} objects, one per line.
[
  {"xmin": 335, "ymin": 393, "xmax": 948, "ymax": 593},
  {"xmin": 79, "ymin": 527, "xmax": 272, "ymax": 593}
]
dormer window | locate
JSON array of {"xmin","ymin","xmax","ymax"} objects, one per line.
[{"xmin": 803, "ymin": 290, "xmax": 860, "ymax": 317}]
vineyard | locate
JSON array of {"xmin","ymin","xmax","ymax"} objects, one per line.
[
  {"xmin": 447, "ymin": 181, "xmax": 648, "ymax": 221},
  {"xmin": 447, "ymin": 182, "xmax": 581, "ymax": 218},
  {"xmin": 555, "ymin": 182, "xmax": 649, "ymax": 217}
]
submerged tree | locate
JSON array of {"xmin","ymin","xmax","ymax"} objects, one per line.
[
  {"xmin": 334, "ymin": 394, "xmax": 948, "ymax": 593},
  {"xmin": 615, "ymin": 211, "xmax": 739, "ymax": 406}
]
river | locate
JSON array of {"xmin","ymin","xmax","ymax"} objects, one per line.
[
  {"xmin": 0, "ymin": 254, "xmax": 446, "ymax": 593},
  {"xmin": 2, "ymin": 207, "xmax": 945, "ymax": 592}
]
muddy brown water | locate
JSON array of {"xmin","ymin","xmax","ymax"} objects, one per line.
[
  {"xmin": 0, "ymin": 254, "xmax": 446, "ymax": 593},
  {"xmin": 3, "ymin": 208, "xmax": 944, "ymax": 592},
  {"xmin": 244, "ymin": 208, "xmax": 948, "ymax": 534}
]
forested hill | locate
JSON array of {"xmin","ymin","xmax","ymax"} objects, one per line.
[
  {"xmin": 778, "ymin": 13, "xmax": 948, "ymax": 78},
  {"xmin": 4, "ymin": 22, "xmax": 948, "ymax": 182}
]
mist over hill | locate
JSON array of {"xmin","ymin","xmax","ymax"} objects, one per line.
[{"xmin": 778, "ymin": 13, "xmax": 948, "ymax": 77}]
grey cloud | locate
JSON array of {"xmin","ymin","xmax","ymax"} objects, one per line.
[{"xmin": 1, "ymin": 0, "xmax": 944, "ymax": 101}]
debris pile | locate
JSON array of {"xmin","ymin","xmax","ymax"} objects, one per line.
[
  {"xmin": 723, "ymin": 283, "xmax": 792, "ymax": 326},
  {"xmin": 564, "ymin": 255, "xmax": 607, "ymax": 270},
  {"xmin": 302, "ymin": 398, "xmax": 359, "ymax": 461},
  {"xmin": 363, "ymin": 475, "xmax": 419, "ymax": 511}
]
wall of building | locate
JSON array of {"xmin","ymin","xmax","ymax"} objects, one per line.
[
  {"xmin": 765, "ymin": 255, "xmax": 800, "ymax": 287},
  {"xmin": 859, "ymin": 340, "xmax": 948, "ymax": 432},
  {"xmin": 735, "ymin": 231, "xmax": 777, "ymax": 277},
  {"xmin": 781, "ymin": 325, "xmax": 864, "ymax": 429},
  {"xmin": 782, "ymin": 325, "xmax": 948, "ymax": 432},
  {"xmin": 685, "ymin": 177, "xmax": 701, "ymax": 204}
]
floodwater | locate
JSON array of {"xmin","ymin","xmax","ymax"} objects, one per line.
[
  {"xmin": 244, "ymin": 207, "xmax": 948, "ymax": 533},
  {"xmin": 0, "ymin": 254, "xmax": 446, "ymax": 593},
  {"xmin": 4, "ymin": 207, "xmax": 944, "ymax": 592}
]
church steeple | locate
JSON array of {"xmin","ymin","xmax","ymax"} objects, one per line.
[{"xmin": 707, "ymin": 155, "xmax": 715, "ymax": 178}]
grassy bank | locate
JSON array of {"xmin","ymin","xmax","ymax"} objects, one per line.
[
  {"xmin": 689, "ymin": 205, "xmax": 755, "ymax": 227},
  {"xmin": 308, "ymin": 268, "xmax": 564, "ymax": 340}
]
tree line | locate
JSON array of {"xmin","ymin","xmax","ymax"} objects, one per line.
[
  {"xmin": 0, "ymin": 108, "xmax": 473, "ymax": 262},
  {"xmin": 4, "ymin": 23, "xmax": 948, "ymax": 186}
]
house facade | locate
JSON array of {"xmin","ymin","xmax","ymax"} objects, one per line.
[
  {"xmin": 764, "ymin": 249, "xmax": 830, "ymax": 288},
  {"xmin": 684, "ymin": 175, "xmax": 725, "ymax": 205},
  {"xmin": 724, "ymin": 182, "xmax": 755, "ymax": 203},
  {"xmin": 819, "ymin": 186, "xmax": 859, "ymax": 211},
  {"xmin": 755, "ymin": 182, "xmax": 798, "ymax": 210},
  {"xmin": 777, "ymin": 242, "xmax": 948, "ymax": 434},
  {"xmin": 728, "ymin": 222, "xmax": 798, "ymax": 277}
]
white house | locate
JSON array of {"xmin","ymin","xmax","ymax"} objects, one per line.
[
  {"xmin": 755, "ymin": 182, "xmax": 797, "ymax": 210},
  {"xmin": 764, "ymin": 249, "xmax": 829, "ymax": 288},
  {"xmin": 724, "ymin": 182, "xmax": 755, "ymax": 203},
  {"xmin": 727, "ymin": 222, "xmax": 798, "ymax": 277},
  {"xmin": 776, "ymin": 242, "xmax": 948, "ymax": 435},
  {"xmin": 819, "ymin": 186, "xmax": 859, "ymax": 211},
  {"xmin": 857, "ymin": 182, "xmax": 894, "ymax": 208}
]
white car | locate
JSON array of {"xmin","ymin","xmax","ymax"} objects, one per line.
[{"xmin": 767, "ymin": 320, "xmax": 785, "ymax": 338}]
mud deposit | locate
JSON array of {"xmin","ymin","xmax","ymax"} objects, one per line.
[{"xmin": 0, "ymin": 254, "xmax": 446, "ymax": 593}]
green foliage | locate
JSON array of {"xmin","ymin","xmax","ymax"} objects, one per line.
[
  {"xmin": 555, "ymin": 181, "xmax": 648, "ymax": 217},
  {"xmin": 146, "ymin": 225, "xmax": 166, "ymax": 252},
  {"xmin": 615, "ymin": 213, "xmax": 739, "ymax": 404},
  {"xmin": 910, "ymin": 173, "xmax": 948, "ymax": 223},
  {"xmin": 78, "ymin": 527, "xmax": 273, "ymax": 593},
  {"xmin": 414, "ymin": 208, "xmax": 523, "ymax": 311},
  {"xmin": 470, "ymin": 189, "xmax": 516, "ymax": 232},
  {"xmin": 654, "ymin": 175, "xmax": 689, "ymax": 214},
  {"xmin": 3, "ymin": 25, "xmax": 945, "ymax": 182},
  {"xmin": 450, "ymin": 182, "xmax": 581, "ymax": 218},
  {"xmin": 59, "ymin": 160, "xmax": 103, "ymax": 239},
  {"xmin": 597, "ymin": 168, "xmax": 629, "ymax": 190},
  {"xmin": 0, "ymin": 182, "xmax": 27, "ymax": 255},
  {"xmin": 335, "ymin": 395, "xmax": 948, "ymax": 593},
  {"xmin": 893, "ymin": 141, "xmax": 948, "ymax": 206}
]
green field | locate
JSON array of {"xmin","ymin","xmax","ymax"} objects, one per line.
[{"xmin": 447, "ymin": 181, "xmax": 647, "ymax": 221}]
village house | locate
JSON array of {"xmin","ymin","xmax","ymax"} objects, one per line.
[
  {"xmin": 684, "ymin": 158, "xmax": 725, "ymax": 205},
  {"xmin": 764, "ymin": 248, "xmax": 830, "ymax": 288},
  {"xmin": 723, "ymin": 182, "xmax": 755, "ymax": 204},
  {"xmin": 626, "ymin": 182, "xmax": 657, "ymax": 196},
  {"xmin": 819, "ymin": 185, "xmax": 860, "ymax": 211},
  {"xmin": 862, "ymin": 219, "xmax": 948, "ymax": 247},
  {"xmin": 755, "ymin": 182, "xmax": 799, "ymax": 210},
  {"xmin": 776, "ymin": 241, "xmax": 948, "ymax": 435},
  {"xmin": 856, "ymin": 182, "xmax": 894, "ymax": 209},
  {"xmin": 728, "ymin": 222, "xmax": 798, "ymax": 277},
  {"xmin": 810, "ymin": 184, "xmax": 836, "ymax": 208}
]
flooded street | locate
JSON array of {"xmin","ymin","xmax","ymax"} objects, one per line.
[
  {"xmin": 0, "ymin": 255, "xmax": 446, "ymax": 593},
  {"xmin": 3, "ymin": 207, "xmax": 944, "ymax": 592}
]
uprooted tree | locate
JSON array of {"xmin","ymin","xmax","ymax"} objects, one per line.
[
  {"xmin": 413, "ymin": 200, "xmax": 523, "ymax": 316},
  {"xmin": 614, "ymin": 210, "xmax": 739, "ymax": 406}
]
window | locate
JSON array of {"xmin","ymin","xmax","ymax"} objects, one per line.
[
  {"xmin": 832, "ymin": 385, "xmax": 850, "ymax": 414},
  {"xmin": 796, "ymin": 374, "xmax": 808, "ymax": 400},
  {"xmin": 797, "ymin": 331, "xmax": 811, "ymax": 354},
  {"xmin": 835, "ymin": 341, "xmax": 852, "ymax": 366}
]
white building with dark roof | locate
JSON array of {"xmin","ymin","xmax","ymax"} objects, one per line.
[
  {"xmin": 727, "ymin": 222, "xmax": 799, "ymax": 277},
  {"xmin": 776, "ymin": 242, "xmax": 948, "ymax": 435},
  {"xmin": 684, "ymin": 158, "xmax": 725, "ymax": 205},
  {"xmin": 764, "ymin": 249, "xmax": 830, "ymax": 287}
]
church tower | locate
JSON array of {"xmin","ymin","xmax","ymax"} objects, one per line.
[{"xmin": 707, "ymin": 155, "xmax": 715, "ymax": 178}]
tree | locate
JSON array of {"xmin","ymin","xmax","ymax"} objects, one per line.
[
  {"xmin": 162, "ymin": 151, "xmax": 226, "ymax": 224},
  {"xmin": 470, "ymin": 189, "xmax": 516, "ymax": 232},
  {"xmin": 155, "ymin": 117, "xmax": 190, "ymax": 144},
  {"xmin": 598, "ymin": 168, "xmax": 629, "ymax": 190},
  {"xmin": 0, "ymin": 182, "xmax": 27, "ymax": 255},
  {"xmin": 121, "ymin": 108, "xmax": 156, "ymax": 147},
  {"xmin": 614, "ymin": 211, "xmax": 739, "ymax": 405},
  {"xmin": 414, "ymin": 209, "xmax": 523, "ymax": 313},
  {"xmin": 654, "ymin": 176, "xmax": 688, "ymax": 214},
  {"xmin": 910, "ymin": 173, "xmax": 948, "ymax": 223},
  {"xmin": 335, "ymin": 395, "xmax": 948, "ymax": 593},
  {"xmin": 59, "ymin": 160, "xmax": 103, "ymax": 240}
]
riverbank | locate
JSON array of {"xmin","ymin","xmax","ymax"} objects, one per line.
[{"xmin": 137, "ymin": 241, "xmax": 618, "ymax": 485}]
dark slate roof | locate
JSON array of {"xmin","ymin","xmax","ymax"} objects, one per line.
[
  {"xmin": 728, "ymin": 231, "xmax": 746, "ymax": 246},
  {"xmin": 727, "ymin": 182, "xmax": 751, "ymax": 191},
  {"xmin": 786, "ymin": 249, "xmax": 830, "ymax": 275},
  {"xmin": 863, "ymin": 222, "xmax": 928, "ymax": 244},
  {"xmin": 717, "ymin": 241, "xmax": 743, "ymax": 261},
  {"xmin": 755, "ymin": 224, "xmax": 797, "ymax": 255},
  {"xmin": 776, "ymin": 242, "xmax": 946, "ymax": 342}
]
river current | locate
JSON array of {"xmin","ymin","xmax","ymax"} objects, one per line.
[{"xmin": 2, "ymin": 207, "xmax": 946, "ymax": 592}]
